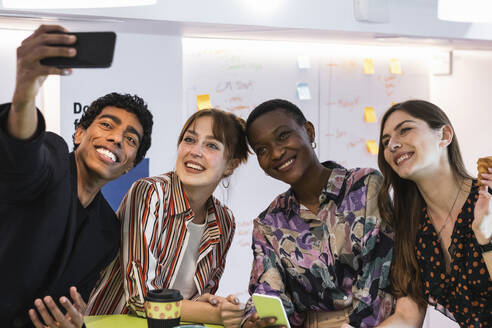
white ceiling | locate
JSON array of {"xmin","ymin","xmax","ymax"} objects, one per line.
[{"xmin": 1, "ymin": 8, "xmax": 492, "ymax": 51}]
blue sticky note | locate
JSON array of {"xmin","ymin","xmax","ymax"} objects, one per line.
[
  {"xmin": 296, "ymin": 82, "xmax": 311, "ymax": 100},
  {"xmin": 297, "ymin": 55, "xmax": 311, "ymax": 69},
  {"xmin": 102, "ymin": 158, "xmax": 149, "ymax": 211}
]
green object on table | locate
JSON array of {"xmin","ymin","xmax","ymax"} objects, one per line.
[{"xmin": 85, "ymin": 315, "xmax": 223, "ymax": 328}]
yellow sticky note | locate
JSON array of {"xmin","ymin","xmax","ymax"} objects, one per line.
[
  {"xmin": 390, "ymin": 58, "xmax": 402, "ymax": 74},
  {"xmin": 364, "ymin": 107, "xmax": 377, "ymax": 123},
  {"xmin": 363, "ymin": 58, "xmax": 374, "ymax": 74},
  {"xmin": 366, "ymin": 140, "xmax": 378, "ymax": 155},
  {"xmin": 197, "ymin": 94, "xmax": 212, "ymax": 111}
]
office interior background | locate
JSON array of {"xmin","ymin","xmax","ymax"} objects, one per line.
[{"xmin": 1, "ymin": 1, "xmax": 492, "ymax": 326}]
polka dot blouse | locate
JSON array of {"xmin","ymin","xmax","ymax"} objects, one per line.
[{"xmin": 415, "ymin": 181, "xmax": 491, "ymax": 327}]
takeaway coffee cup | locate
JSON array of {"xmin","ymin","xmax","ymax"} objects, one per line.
[{"xmin": 144, "ymin": 289, "xmax": 183, "ymax": 328}]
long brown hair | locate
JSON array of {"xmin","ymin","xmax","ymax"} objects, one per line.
[{"xmin": 377, "ymin": 100, "xmax": 471, "ymax": 308}]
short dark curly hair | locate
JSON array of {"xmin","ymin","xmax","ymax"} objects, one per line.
[
  {"xmin": 73, "ymin": 92, "xmax": 153, "ymax": 166},
  {"xmin": 246, "ymin": 99, "xmax": 306, "ymax": 137}
]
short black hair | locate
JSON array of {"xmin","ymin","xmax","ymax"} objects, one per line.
[
  {"xmin": 73, "ymin": 92, "xmax": 153, "ymax": 165},
  {"xmin": 246, "ymin": 99, "xmax": 306, "ymax": 136}
]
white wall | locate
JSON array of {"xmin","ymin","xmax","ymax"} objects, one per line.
[
  {"xmin": 430, "ymin": 50, "xmax": 492, "ymax": 176},
  {"xmin": 0, "ymin": 30, "xmax": 30, "ymax": 104},
  {"xmin": 0, "ymin": 29, "xmax": 58, "ymax": 131}
]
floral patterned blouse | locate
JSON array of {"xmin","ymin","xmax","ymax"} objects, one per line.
[
  {"xmin": 246, "ymin": 162, "xmax": 394, "ymax": 328},
  {"xmin": 416, "ymin": 180, "xmax": 492, "ymax": 327}
]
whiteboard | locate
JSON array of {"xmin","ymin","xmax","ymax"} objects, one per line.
[
  {"xmin": 319, "ymin": 51, "xmax": 430, "ymax": 168},
  {"xmin": 184, "ymin": 38, "xmax": 432, "ymax": 302}
]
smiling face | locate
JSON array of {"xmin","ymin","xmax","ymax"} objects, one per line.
[
  {"xmin": 73, "ymin": 106, "xmax": 143, "ymax": 182},
  {"xmin": 381, "ymin": 110, "xmax": 447, "ymax": 180},
  {"xmin": 176, "ymin": 115, "xmax": 232, "ymax": 192},
  {"xmin": 247, "ymin": 109, "xmax": 316, "ymax": 186}
]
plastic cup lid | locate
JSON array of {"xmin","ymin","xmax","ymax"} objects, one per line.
[{"xmin": 145, "ymin": 289, "xmax": 183, "ymax": 302}]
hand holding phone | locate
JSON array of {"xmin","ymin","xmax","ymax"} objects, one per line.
[
  {"xmin": 40, "ymin": 32, "xmax": 116, "ymax": 68},
  {"xmin": 252, "ymin": 293, "xmax": 291, "ymax": 328}
]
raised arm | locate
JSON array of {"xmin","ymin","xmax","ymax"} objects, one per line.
[{"xmin": 9, "ymin": 24, "xmax": 75, "ymax": 140}]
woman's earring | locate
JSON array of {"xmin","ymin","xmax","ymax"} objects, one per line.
[
  {"xmin": 311, "ymin": 141, "xmax": 317, "ymax": 149},
  {"xmin": 221, "ymin": 176, "xmax": 230, "ymax": 189}
]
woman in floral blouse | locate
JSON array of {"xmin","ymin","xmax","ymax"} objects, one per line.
[
  {"xmin": 377, "ymin": 100, "xmax": 491, "ymax": 328},
  {"xmin": 243, "ymin": 99, "xmax": 394, "ymax": 328}
]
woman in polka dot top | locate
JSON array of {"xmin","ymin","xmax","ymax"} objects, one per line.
[{"xmin": 376, "ymin": 100, "xmax": 491, "ymax": 328}]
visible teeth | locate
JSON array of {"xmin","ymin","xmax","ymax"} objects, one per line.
[
  {"xmin": 278, "ymin": 158, "xmax": 294, "ymax": 170},
  {"xmin": 186, "ymin": 162, "xmax": 204, "ymax": 171},
  {"xmin": 97, "ymin": 148, "xmax": 116, "ymax": 162},
  {"xmin": 396, "ymin": 153, "xmax": 410, "ymax": 164}
]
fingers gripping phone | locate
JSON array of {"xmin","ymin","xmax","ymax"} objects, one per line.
[
  {"xmin": 40, "ymin": 32, "xmax": 116, "ymax": 68},
  {"xmin": 252, "ymin": 293, "xmax": 291, "ymax": 328}
]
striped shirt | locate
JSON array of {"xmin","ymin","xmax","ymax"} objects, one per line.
[{"xmin": 86, "ymin": 171, "xmax": 236, "ymax": 316}]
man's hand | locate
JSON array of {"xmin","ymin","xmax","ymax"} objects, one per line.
[
  {"xmin": 29, "ymin": 286, "xmax": 86, "ymax": 328},
  {"xmin": 9, "ymin": 24, "xmax": 76, "ymax": 140},
  {"xmin": 243, "ymin": 312, "xmax": 284, "ymax": 328},
  {"xmin": 13, "ymin": 24, "xmax": 76, "ymax": 106}
]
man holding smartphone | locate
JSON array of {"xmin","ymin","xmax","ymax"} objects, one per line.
[{"xmin": 0, "ymin": 25, "xmax": 153, "ymax": 328}]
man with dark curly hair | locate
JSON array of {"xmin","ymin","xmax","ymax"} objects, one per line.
[{"xmin": 0, "ymin": 25, "xmax": 153, "ymax": 328}]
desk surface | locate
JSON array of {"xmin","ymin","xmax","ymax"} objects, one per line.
[{"xmin": 85, "ymin": 315, "xmax": 223, "ymax": 328}]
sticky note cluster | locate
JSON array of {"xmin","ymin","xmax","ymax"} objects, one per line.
[
  {"xmin": 363, "ymin": 107, "xmax": 377, "ymax": 155},
  {"xmin": 363, "ymin": 58, "xmax": 402, "ymax": 74}
]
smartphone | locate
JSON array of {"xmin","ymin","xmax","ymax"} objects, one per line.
[
  {"xmin": 252, "ymin": 293, "xmax": 291, "ymax": 328},
  {"xmin": 40, "ymin": 32, "xmax": 116, "ymax": 68}
]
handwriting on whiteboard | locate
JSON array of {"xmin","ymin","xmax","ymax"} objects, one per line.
[
  {"xmin": 216, "ymin": 80, "xmax": 255, "ymax": 93},
  {"xmin": 324, "ymin": 129, "xmax": 348, "ymax": 138},
  {"xmin": 377, "ymin": 74, "xmax": 403, "ymax": 97},
  {"xmin": 346, "ymin": 138, "xmax": 365, "ymax": 149},
  {"xmin": 337, "ymin": 96, "xmax": 360, "ymax": 109}
]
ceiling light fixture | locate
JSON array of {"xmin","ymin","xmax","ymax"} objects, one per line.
[
  {"xmin": 2, "ymin": 0, "xmax": 156, "ymax": 9},
  {"xmin": 438, "ymin": 0, "xmax": 492, "ymax": 23}
]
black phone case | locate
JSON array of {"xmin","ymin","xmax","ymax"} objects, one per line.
[{"xmin": 40, "ymin": 32, "xmax": 116, "ymax": 68}]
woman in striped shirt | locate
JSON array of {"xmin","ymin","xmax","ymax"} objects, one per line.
[{"xmin": 86, "ymin": 108, "xmax": 249, "ymax": 327}]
